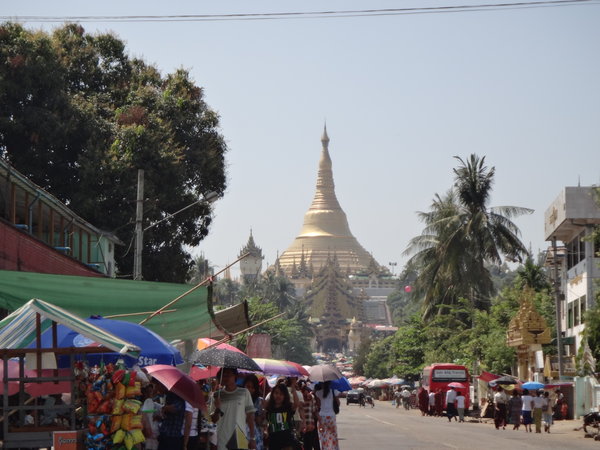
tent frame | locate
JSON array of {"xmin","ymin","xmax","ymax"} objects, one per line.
[{"xmin": 1, "ymin": 315, "xmax": 117, "ymax": 449}]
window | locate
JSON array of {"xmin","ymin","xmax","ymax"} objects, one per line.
[
  {"xmin": 581, "ymin": 295, "xmax": 587, "ymax": 322},
  {"xmin": 567, "ymin": 303, "xmax": 574, "ymax": 329},
  {"xmin": 574, "ymin": 301, "xmax": 580, "ymax": 326}
]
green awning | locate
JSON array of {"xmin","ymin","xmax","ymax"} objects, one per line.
[{"xmin": 0, "ymin": 270, "xmax": 214, "ymax": 342}]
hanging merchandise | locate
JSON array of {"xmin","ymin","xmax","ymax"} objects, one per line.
[{"xmin": 79, "ymin": 360, "xmax": 146, "ymax": 450}]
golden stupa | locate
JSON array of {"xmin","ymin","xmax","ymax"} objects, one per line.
[{"xmin": 278, "ymin": 126, "xmax": 376, "ymax": 275}]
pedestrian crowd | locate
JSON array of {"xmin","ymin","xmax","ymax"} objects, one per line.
[
  {"xmin": 489, "ymin": 386, "xmax": 565, "ymax": 434},
  {"xmin": 140, "ymin": 367, "xmax": 339, "ymax": 450},
  {"xmin": 391, "ymin": 383, "xmax": 568, "ymax": 436}
]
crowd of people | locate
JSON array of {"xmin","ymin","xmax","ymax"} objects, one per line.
[
  {"xmin": 140, "ymin": 367, "xmax": 340, "ymax": 450},
  {"xmin": 392, "ymin": 383, "xmax": 567, "ymax": 435},
  {"xmin": 490, "ymin": 386, "xmax": 565, "ymax": 434}
]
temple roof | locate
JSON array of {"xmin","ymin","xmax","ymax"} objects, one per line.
[{"xmin": 278, "ymin": 126, "xmax": 378, "ymax": 275}]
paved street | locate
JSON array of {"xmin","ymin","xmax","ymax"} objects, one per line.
[{"xmin": 336, "ymin": 399, "xmax": 598, "ymax": 449}]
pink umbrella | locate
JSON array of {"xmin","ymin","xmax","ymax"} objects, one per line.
[
  {"xmin": 448, "ymin": 382, "xmax": 466, "ymax": 389},
  {"xmin": 1, "ymin": 361, "xmax": 71, "ymax": 397},
  {"xmin": 190, "ymin": 365, "xmax": 220, "ymax": 381},
  {"xmin": 284, "ymin": 361, "xmax": 310, "ymax": 377},
  {"xmin": 196, "ymin": 338, "xmax": 245, "ymax": 353},
  {"xmin": 146, "ymin": 364, "xmax": 206, "ymax": 411},
  {"xmin": 0, "ymin": 360, "xmax": 21, "ymax": 396}
]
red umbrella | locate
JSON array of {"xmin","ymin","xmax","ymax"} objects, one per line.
[{"xmin": 146, "ymin": 364, "xmax": 206, "ymax": 411}]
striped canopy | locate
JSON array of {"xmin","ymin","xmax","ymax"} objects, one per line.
[{"xmin": 0, "ymin": 298, "xmax": 140, "ymax": 356}]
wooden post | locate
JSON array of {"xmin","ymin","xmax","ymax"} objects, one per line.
[{"xmin": 133, "ymin": 170, "xmax": 144, "ymax": 280}]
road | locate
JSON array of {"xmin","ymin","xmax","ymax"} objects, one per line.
[{"xmin": 336, "ymin": 399, "xmax": 598, "ymax": 449}]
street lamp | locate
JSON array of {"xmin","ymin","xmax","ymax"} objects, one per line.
[
  {"xmin": 133, "ymin": 169, "xmax": 219, "ymax": 280},
  {"xmin": 388, "ymin": 262, "xmax": 397, "ymax": 276}
]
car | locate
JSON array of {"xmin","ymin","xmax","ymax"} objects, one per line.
[{"xmin": 346, "ymin": 389, "xmax": 361, "ymax": 405}]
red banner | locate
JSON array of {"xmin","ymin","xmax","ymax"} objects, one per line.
[{"xmin": 245, "ymin": 334, "xmax": 272, "ymax": 358}]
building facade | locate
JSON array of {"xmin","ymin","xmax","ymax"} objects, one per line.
[
  {"xmin": 544, "ymin": 186, "xmax": 600, "ymax": 369},
  {"xmin": 0, "ymin": 158, "xmax": 121, "ymax": 277}
]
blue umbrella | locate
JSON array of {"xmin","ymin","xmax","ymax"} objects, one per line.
[
  {"xmin": 521, "ymin": 381, "xmax": 545, "ymax": 391},
  {"xmin": 30, "ymin": 316, "xmax": 183, "ymax": 367},
  {"xmin": 331, "ymin": 376, "xmax": 352, "ymax": 392}
]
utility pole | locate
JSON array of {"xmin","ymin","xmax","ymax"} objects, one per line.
[
  {"xmin": 133, "ymin": 169, "xmax": 144, "ymax": 281},
  {"xmin": 552, "ymin": 237, "xmax": 564, "ymax": 378}
]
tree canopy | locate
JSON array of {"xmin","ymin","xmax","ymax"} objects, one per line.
[
  {"xmin": 0, "ymin": 22, "xmax": 227, "ymax": 282},
  {"xmin": 404, "ymin": 154, "xmax": 532, "ymax": 320}
]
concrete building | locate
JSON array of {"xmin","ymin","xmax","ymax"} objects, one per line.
[{"xmin": 544, "ymin": 186, "xmax": 600, "ymax": 367}]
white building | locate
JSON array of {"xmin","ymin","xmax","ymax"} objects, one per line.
[{"xmin": 544, "ymin": 187, "xmax": 600, "ymax": 358}]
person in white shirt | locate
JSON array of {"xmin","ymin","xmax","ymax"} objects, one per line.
[
  {"xmin": 183, "ymin": 401, "xmax": 199, "ymax": 450},
  {"xmin": 400, "ymin": 388, "xmax": 411, "ymax": 410},
  {"xmin": 445, "ymin": 387, "xmax": 458, "ymax": 422},
  {"xmin": 428, "ymin": 391, "xmax": 436, "ymax": 416},
  {"xmin": 455, "ymin": 392, "xmax": 466, "ymax": 423},
  {"xmin": 493, "ymin": 387, "xmax": 509, "ymax": 430},
  {"xmin": 542, "ymin": 391, "xmax": 553, "ymax": 433},
  {"xmin": 521, "ymin": 389, "xmax": 534, "ymax": 433}
]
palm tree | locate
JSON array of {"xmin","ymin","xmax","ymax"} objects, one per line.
[
  {"xmin": 515, "ymin": 255, "xmax": 550, "ymax": 291},
  {"xmin": 405, "ymin": 154, "xmax": 532, "ymax": 320}
]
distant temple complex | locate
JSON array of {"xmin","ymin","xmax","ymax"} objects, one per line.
[{"xmin": 262, "ymin": 126, "xmax": 397, "ymax": 352}]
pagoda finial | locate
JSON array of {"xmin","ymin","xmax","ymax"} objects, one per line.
[{"xmin": 321, "ymin": 122, "xmax": 329, "ymax": 148}]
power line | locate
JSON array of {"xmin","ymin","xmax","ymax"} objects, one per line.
[{"xmin": 2, "ymin": 0, "xmax": 598, "ymax": 23}]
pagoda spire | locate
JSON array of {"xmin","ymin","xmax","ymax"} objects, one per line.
[{"xmin": 277, "ymin": 127, "xmax": 378, "ymax": 276}]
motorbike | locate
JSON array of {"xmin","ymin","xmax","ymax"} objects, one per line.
[
  {"xmin": 366, "ymin": 395, "xmax": 374, "ymax": 408},
  {"xmin": 583, "ymin": 411, "xmax": 600, "ymax": 439}
]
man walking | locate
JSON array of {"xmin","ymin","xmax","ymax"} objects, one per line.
[
  {"xmin": 211, "ymin": 368, "xmax": 256, "ymax": 450},
  {"xmin": 445, "ymin": 387, "xmax": 458, "ymax": 422}
]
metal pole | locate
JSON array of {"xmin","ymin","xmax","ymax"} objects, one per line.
[
  {"xmin": 552, "ymin": 237, "xmax": 564, "ymax": 379},
  {"xmin": 133, "ymin": 169, "xmax": 144, "ymax": 281}
]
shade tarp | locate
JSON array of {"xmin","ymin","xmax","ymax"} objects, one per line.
[
  {"xmin": 0, "ymin": 270, "xmax": 215, "ymax": 342},
  {"xmin": 0, "ymin": 299, "xmax": 140, "ymax": 356},
  {"xmin": 198, "ymin": 301, "xmax": 251, "ymax": 339}
]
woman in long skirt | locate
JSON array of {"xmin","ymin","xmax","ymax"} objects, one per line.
[
  {"xmin": 508, "ymin": 390, "xmax": 522, "ymax": 430},
  {"xmin": 315, "ymin": 381, "xmax": 339, "ymax": 450}
]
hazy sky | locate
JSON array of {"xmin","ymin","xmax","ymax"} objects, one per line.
[{"xmin": 4, "ymin": 1, "xmax": 600, "ymax": 278}]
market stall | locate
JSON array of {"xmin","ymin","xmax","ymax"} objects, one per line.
[{"xmin": 0, "ymin": 299, "xmax": 140, "ymax": 449}]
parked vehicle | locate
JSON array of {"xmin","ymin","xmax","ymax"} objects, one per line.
[
  {"xmin": 421, "ymin": 363, "xmax": 471, "ymax": 409},
  {"xmin": 346, "ymin": 389, "xmax": 361, "ymax": 405}
]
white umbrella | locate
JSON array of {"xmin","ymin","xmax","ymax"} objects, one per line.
[
  {"xmin": 308, "ymin": 364, "xmax": 343, "ymax": 382},
  {"xmin": 368, "ymin": 379, "xmax": 387, "ymax": 388}
]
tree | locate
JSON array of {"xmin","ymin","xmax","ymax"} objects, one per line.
[
  {"xmin": 405, "ymin": 155, "xmax": 532, "ymax": 320},
  {"xmin": 0, "ymin": 23, "xmax": 227, "ymax": 282}
]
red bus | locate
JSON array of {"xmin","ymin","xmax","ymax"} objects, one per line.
[{"xmin": 421, "ymin": 363, "xmax": 471, "ymax": 409}]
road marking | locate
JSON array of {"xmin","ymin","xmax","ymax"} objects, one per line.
[{"xmin": 365, "ymin": 414, "xmax": 397, "ymax": 426}]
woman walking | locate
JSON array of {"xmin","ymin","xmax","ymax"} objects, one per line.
[
  {"xmin": 542, "ymin": 391, "xmax": 553, "ymax": 433},
  {"xmin": 493, "ymin": 387, "xmax": 508, "ymax": 430},
  {"xmin": 508, "ymin": 390, "xmax": 522, "ymax": 430},
  {"xmin": 532, "ymin": 390, "xmax": 545, "ymax": 433},
  {"xmin": 314, "ymin": 381, "xmax": 339, "ymax": 450},
  {"xmin": 521, "ymin": 389, "xmax": 534, "ymax": 433}
]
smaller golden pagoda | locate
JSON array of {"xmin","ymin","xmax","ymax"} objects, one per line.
[{"xmin": 507, "ymin": 287, "xmax": 551, "ymax": 381}]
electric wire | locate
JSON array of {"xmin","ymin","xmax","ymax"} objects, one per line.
[{"xmin": 1, "ymin": 0, "xmax": 599, "ymax": 23}]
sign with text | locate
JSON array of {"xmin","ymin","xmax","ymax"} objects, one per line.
[
  {"xmin": 245, "ymin": 334, "xmax": 272, "ymax": 358},
  {"xmin": 432, "ymin": 369, "xmax": 467, "ymax": 381},
  {"xmin": 53, "ymin": 431, "xmax": 81, "ymax": 450}
]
